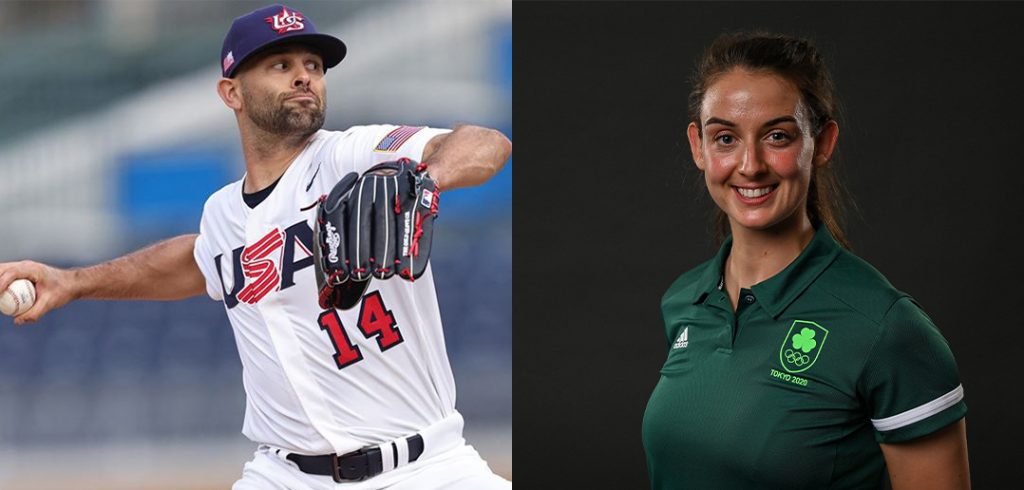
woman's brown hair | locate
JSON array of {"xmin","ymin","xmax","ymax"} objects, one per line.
[{"xmin": 689, "ymin": 32, "xmax": 853, "ymax": 249}]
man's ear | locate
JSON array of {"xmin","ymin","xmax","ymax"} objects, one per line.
[
  {"xmin": 217, "ymin": 78, "xmax": 243, "ymax": 111},
  {"xmin": 687, "ymin": 122, "xmax": 705, "ymax": 171}
]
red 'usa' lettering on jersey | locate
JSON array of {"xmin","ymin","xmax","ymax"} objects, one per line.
[{"xmin": 237, "ymin": 227, "xmax": 285, "ymax": 304}]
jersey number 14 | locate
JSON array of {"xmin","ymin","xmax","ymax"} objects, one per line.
[{"xmin": 316, "ymin": 291, "xmax": 403, "ymax": 369}]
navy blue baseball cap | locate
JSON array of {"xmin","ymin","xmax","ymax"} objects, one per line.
[{"xmin": 221, "ymin": 4, "xmax": 347, "ymax": 78}]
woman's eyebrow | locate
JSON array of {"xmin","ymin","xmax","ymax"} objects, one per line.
[
  {"xmin": 705, "ymin": 115, "xmax": 798, "ymax": 128},
  {"xmin": 762, "ymin": 116, "xmax": 798, "ymax": 127},
  {"xmin": 704, "ymin": 117, "xmax": 735, "ymax": 127}
]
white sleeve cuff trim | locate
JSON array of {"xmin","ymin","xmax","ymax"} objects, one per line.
[{"xmin": 871, "ymin": 384, "xmax": 964, "ymax": 432}]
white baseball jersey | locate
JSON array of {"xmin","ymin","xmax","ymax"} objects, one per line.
[{"xmin": 193, "ymin": 125, "xmax": 455, "ymax": 456}]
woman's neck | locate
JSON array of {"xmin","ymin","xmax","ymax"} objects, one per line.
[{"xmin": 725, "ymin": 212, "xmax": 816, "ymax": 292}]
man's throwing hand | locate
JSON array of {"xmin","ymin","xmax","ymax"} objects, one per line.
[{"xmin": 0, "ymin": 261, "xmax": 77, "ymax": 325}]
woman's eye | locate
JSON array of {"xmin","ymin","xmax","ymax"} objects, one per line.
[
  {"xmin": 715, "ymin": 134, "xmax": 735, "ymax": 145},
  {"xmin": 767, "ymin": 132, "xmax": 790, "ymax": 143},
  {"xmin": 306, "ymin": 61, "xmax": 320, "ymax": 71},
  {"xmin": 272, "ymin": 62, "xmax": 287, "ymax": 70}
]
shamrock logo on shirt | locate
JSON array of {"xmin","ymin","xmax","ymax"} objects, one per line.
[
  {"xmin": 780, "ymin": 320, "xmax": 829, "ymax": 374},
  {"xmin": 791, "ymin": 328, "xmax": 817, "ymax": 353}
]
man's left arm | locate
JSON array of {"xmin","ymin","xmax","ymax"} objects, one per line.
[{"xmin": 420, "ymin": 125, "xmax": 512, "ymax": 190}]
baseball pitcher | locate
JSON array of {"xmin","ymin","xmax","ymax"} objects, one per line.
[{"xmin": 0, "ymin": 4, "xmax": 512, "ymax": 489}]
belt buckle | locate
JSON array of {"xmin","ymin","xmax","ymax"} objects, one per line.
[{"xmin": 330, "ymin": 446, "xmax": 381, "ymax": 483}]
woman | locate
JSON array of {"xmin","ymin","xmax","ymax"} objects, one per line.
[{"xmin": 641, "ymin": 33, "xmax": 970, "ymax": 489}]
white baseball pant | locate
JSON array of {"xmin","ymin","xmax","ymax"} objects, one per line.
[{"xmin": 232, "ymin": 412, "xmax": 511, "ymax": 490}]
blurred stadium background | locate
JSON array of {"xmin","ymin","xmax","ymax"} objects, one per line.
[{"xmin": 0, "ymin": 0, "xmax": 511, "ymax": 488}]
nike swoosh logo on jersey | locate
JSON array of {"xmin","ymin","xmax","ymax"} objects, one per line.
[{"xmin": 305, "ymin": 161, "xmax": 323, "ymax": 191}]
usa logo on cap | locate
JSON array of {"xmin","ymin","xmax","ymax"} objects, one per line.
[
  {"xmin": 220, "ymin": 4, "xmax": 347, "ymax": 78},
  {"xmin": 266, "ymin": 6, "xmax": 305, "ymax": 34}
]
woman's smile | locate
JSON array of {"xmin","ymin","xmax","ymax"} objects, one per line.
[{"xmin": 732, "ymin": 184, "xmax": 778, "ymax": 204}]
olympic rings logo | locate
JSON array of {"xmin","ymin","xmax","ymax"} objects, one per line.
[{"xmin": 784, "ymin": 349, "xmax": 810, "ymax": 366}]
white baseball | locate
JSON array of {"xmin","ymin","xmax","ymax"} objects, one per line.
[{"xmin": 0, "ymin": 279, "xmax": 36, "ymax": 317}]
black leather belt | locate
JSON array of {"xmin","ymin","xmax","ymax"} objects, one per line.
[{"xmin": 286, "ymin": 434, "xmax": 425, "ymax": 482}]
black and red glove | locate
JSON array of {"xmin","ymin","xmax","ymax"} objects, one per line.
[{"xmin": 312, "ymin": 158, "xmax": 440, "ymax": 310}]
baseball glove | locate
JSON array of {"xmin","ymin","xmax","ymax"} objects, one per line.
[{"xmin": 312, "ymin": 159, "xmax": 440, "ymax": 310}]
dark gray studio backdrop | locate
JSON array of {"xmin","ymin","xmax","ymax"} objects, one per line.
[{"xmin": 517, "ymin": 2, "xmax": 1024, "ymax": 489}]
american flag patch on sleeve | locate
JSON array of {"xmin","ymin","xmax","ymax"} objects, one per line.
[{"xmin": 374, "ymin": 125, "xmax": 424, "ymax": 152}]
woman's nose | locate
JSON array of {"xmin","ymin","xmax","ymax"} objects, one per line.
[{"xmin": 737, "ymin": 143, "xmax": 766, "ymax": 177}]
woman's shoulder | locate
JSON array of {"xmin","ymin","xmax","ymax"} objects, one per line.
[
  {"xmin": 661, "ymin": 257, "xmax": 718, "ymax": 308},
  {"xmin": 815, "ymin": 248, "xmax": 911, "ymax": 325}
]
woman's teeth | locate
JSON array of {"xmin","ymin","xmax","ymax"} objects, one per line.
[{"xmin": 736, "ymin": 186, "xmax": 774, "ymax": 198}]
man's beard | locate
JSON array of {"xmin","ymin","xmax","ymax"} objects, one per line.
[{"xmin": 243, "ymin": 87, "xmax": 326, "ymax": 137}]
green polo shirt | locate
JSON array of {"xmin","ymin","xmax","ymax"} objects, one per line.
[{"xmin": 642, "ymin": 226, "xmax": 966, "ymax": 489}]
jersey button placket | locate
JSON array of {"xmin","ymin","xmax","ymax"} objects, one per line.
[
  {"xmin": 730, "ymin": 289, "xmax": 757, "ymax": 346},
  {"xmin": 708, "ymin": 291, "xmax": 734, "ymax": 352}
]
